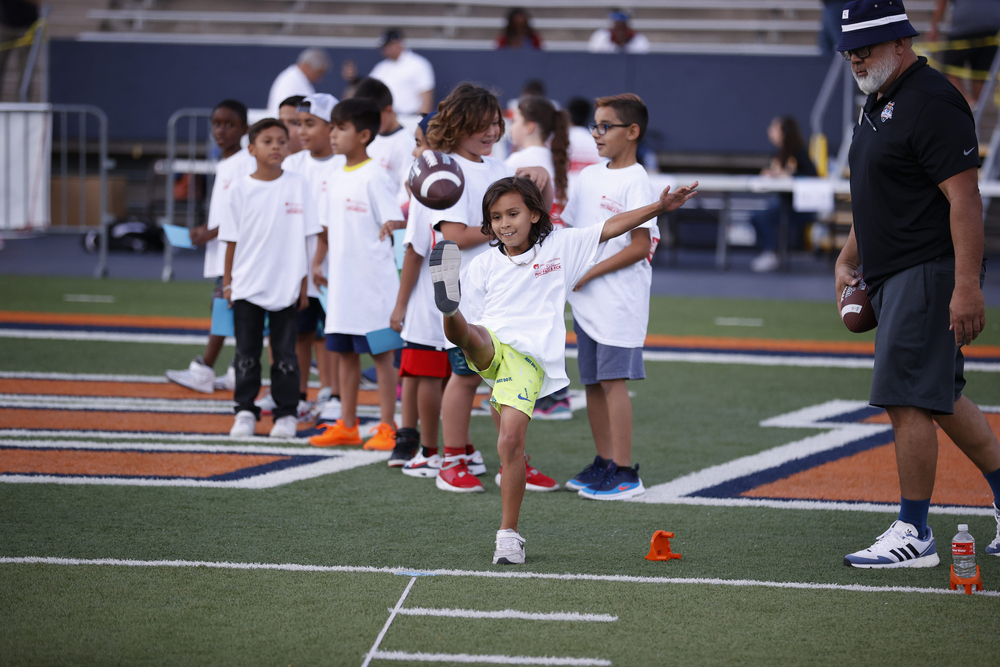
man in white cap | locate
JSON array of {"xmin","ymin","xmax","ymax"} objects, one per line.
[
  {"xmin": 834, "ymin": 0, "xmax": 1000, "ymax": 567},
  {"xmin": 266, "ymin": 48, "xmax": 331, "ymax": 117}
]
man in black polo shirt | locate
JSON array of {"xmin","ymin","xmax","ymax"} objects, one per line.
[{"xmin": 834, "ymin": 0, "xmax": 1000, "ymax": 568}]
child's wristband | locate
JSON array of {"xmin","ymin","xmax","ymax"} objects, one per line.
[{"xmin": 222, "ymin": 285, "xmax": 232, "ymax": 293}]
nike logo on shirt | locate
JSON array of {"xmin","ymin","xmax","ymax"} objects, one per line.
[{"xmin": 964, "ymin": 147, "xmax": 976, "ymax": 155}]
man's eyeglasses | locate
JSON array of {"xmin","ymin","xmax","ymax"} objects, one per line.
[
  {"xmin": 587, "ymin": 122, "xmax": 630, "ymax": 136},
  {"xmin": 840, "ymin": 45, "xmax": 873, "ymax": 61}
]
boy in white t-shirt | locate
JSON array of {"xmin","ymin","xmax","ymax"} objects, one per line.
[
  {"xmin": 219, "ymin": 119, "xmax": 322, "ymax": 439},
  {"xmin": 277, "ymin": 95, "xmax": 306, "ymax": 157},
  {"xmin": 166, "ymin": 99, "xmax": 254, "ymax": 394},
  {"xmin": 308, "ymin": 98, "xmax": 405, "ymax": 452},
  {"xmin": 561, "ymin": 93, "xmax": 660, "ymax": 501},
  {"xmin": 430, "ymin": 176, "xmax": 696, "ymax": 563},
  {"xmin": 352, "ymin": 77, "xmax": 416, "ymax": 204}
]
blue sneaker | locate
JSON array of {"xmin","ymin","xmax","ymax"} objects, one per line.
[
  {"xmin": 564, "ymin": 456, "xmax": 612, "ymax": 492},
  {"xmin": 578, "ymin": 463, "xmax": 645, "ymax": 501},
  {"xmin": 843, "ymin": 520, "xmax": 939, "ymax": 568}
]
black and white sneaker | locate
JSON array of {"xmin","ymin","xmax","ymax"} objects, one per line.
[
  {"xmin": 493, "ymin": 529, "xmax": 525, "ymax": 565},
  {"xmin": 388, "ymin": 427, "xmax": 420, "ymax": 467},
  {"xmin": 429, "ymin": 240, "xmax": 462, "ymax": 316},
  {"xmin": 843, "ymin": 520, "xmax": 939, "ymax": 568}
]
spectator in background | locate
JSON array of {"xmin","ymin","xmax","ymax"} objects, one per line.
[
  {"xmin": 819, "ymin": 1, "xmax": 848, "ymax": 55},
  {"xmin": 0, "ymin": 0, "xmax": 39, "ymax": 101},
  {"xmin": 344, "ymin": 29, "xmax": 436, "ymax": 115},
  {"xmin": 496, "ymin": 8, "xmax": 543, "ymax": 49},
  {"xmin": 750, "ymin": 116, "xmax": 818, "ymax": 273},
  {"xmin": 588, "ymin": 11, "xmax": 651, "ymax": 53},
  {"xmin": 266, "ymin": 48, "xmax": 330, "ymax": 117},
  {"xmin": 929, "ymin": 0, "xmax": 1000, "ymax": 108}
]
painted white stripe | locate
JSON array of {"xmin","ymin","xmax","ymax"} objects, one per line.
[
  {"xmin": 0, "ymin": 328, "xmax": 225, "ymax": 346},
  {"xmin": 361, "ymin": 576, "xmax": 417, "ymax": 667},
  {"xmin": 714, "ymin": 317, "xmax": 764, "ymax": 327},
  {"xmin": 396, "ymin": 608, "xmax": 618, "ymax": 622},
  {"xmin": 63, "ymin": 294, "xmax": 115, "ymax": 303},
  {"xmin": 369, "ymin": 651, "xmax": 611, "ymax": 666},
  {"xmin": 0, "ymin": 438, "xmax": 340, "ymax": 456},
  {"xmin": 0, "ymin": 394, "xmax": 234, "ymax": 413},
  {"xmin": 842, "ymin": 13, "xmax": 910, "ymax": 32},
  {"xmin": 0, "ymin": 371, "xmax": 170, "ymax": 383},
  {"xmin": 2, "ymin": 557, "xmax": 996, "ymax": 597}
]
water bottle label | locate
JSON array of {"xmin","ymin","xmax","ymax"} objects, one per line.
[{"xmin": 952, "ymin": 542, "xmax": 974, "ymax": 555}]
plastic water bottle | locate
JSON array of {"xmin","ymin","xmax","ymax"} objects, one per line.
[{"xmin": 952, "ymin": 524, "xmax": 976, "ymax": 579}]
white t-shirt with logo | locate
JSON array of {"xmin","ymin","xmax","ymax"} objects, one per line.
[
  {"xmin": 562, "ymin": 162, "xmax": 658, "ymax": 348},
  {"xmin": 368, "ymin": 126, "xmax": 417, "ymax": 204},
  {"xmin": 369, "ymin": 50, "xmax": 435, "ymax": 115},
  {"xmin": 400, "ymin": 195, "xmax": 447, "ymax": 349},
  {"xmin": 320, "ymin": 159, "xmax": 403, "ymax": 336},
  {"xmin": 283, "ymin": 150, "xmax": 346, "ymax": 298},
  {"xmin": 204, "ymin": 148, "xmax": 257, "ymax": 279},
  {"xmin": 430, "ymin": 154, "xmax": 514, "ymax": 347},
  {"xmin": 465, "ymin": 223, "xmax": 606, "ymax": 398},
  {"xmin": 218, "ymin": 171, "xmax": 322, "ymax": 311}
]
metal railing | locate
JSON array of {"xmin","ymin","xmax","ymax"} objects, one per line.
[
  {"xmin": 0, "ymin": 103, "xmax": 110, "ymax": 277},
  {"xmin": 159, "ymin": 108, "xmax": 216, "ymax": 282}
]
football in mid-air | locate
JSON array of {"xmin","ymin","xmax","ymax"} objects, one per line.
[
  {"xmin": 409, "ymin": 150, "xmax": 465, "ymax": 210},
  {"xmin": 840, "ymin": 279, "xmax": 876, "ymax": 333}
]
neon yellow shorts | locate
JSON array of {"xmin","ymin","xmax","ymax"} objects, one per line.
[{"xmin": 467, "ymin": 328, "xmax": 543, "ymax": 417}]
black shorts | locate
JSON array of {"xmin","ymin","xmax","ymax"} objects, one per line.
[
  {"xmin": 940, "ymin": 30, "xmax": 999, "ymax": 72},
  {"xmin": 869, "ymin": 256, "xmax": 983, "ymax": 415},
  {"xmin": 297, "ymin": 297, "xmax": 324, "ymax": 336}
]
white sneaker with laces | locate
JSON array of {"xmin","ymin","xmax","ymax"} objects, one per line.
[
  {"xmin": 230, "ymin": 410, "xmax": 256, "ymax": 438},
  {"xmin": 464, "ymin": 448, "xmax": 487, "ymax": 476},
  {"xmin": 493, "ymin": 529, "xmax": 525, "ymax": 565},
  {"xmin": 318, "ymin": 396, "xmax": 343, "ymax": 422},
  {"xmin": 429, "ymin": 240, "xmax": 462, "ymax": 315},
  {"xmin": 269, "ymin": 415, "xmax": 298, "ymax": 439},
  {"xmin": 297, "ymin": 400, "xmax": 313, "ymax": 423},
  {"xmin": 255, "ymin": 391, "xmax": 277, "ymax": 415},
  {"xmin": 402, "ymin": 450, "xmax": 441, "ymax": 478},
  {"xmin": 750, "ymin": 250, "xmax": 779, "ymax": 273},
  {"xmin": 214, "ymin": 364, "xmax": 236, "ymax": 391},
  {"xmin": 843, "ymin": 520, "xmax": 940, "ymax": 568},
  {"xmin": 986, "ymin": 503, "xmax": 1000, "ymax": 556},
  {"xmin": 166, "ymin": 356, "xmax": 215, "ymax": 394}
]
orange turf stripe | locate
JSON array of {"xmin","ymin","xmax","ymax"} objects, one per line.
[
  {"xmin": 0, "ymin": 311, "xmax": 211, "ymax": 330},
  {"xmin": 743, "ymin": 415, "xmax": 1000, "ymax": 506},
  {"xmin": 0, "ymin": 448, "xmax": 289, "ymax": 478}
]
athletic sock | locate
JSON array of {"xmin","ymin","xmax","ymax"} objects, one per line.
[
  {"xmin": 421, "ymin": 446, "xmax": 438, "ymax": 457},
  {"xmin": 984, "ymin": 467, "xmax": 1000, "ymax": 508},
  {"xmin": 299, "ymin": 392, "xmax": 308, "ymax": 401},
  {"xmin": 444, "ymin": 447, "xmax": 466, "ymax": 458},
  {"xmin": 465, "ymin": 444, "xmax": 475, "ymax": 456},
  {"xmin": 898, "ymin": 497, "xmax": 930, "ymax": 539}
]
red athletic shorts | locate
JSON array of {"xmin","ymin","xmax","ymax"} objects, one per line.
[{"xmin": 399, "ymin": 344, "xmax": 451, "ymax": 378}]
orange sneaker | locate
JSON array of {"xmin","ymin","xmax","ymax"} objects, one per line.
[
  {"xmin": 363, "ymin": 422, "xmax": 397, "ymax": 451},
  {"xmin": 309, "ymin": 419, "xmax": 363, "ymax": 447}
]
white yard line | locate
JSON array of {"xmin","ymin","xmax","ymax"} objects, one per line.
[
  {"xmin": 368, "ymin": 652, "xmax": 611, "ymax": 665},
  {"xmin": 2, "ymin": 557, "xmax": 995, "ymax": 597},
  {"xmin": 361, "ymin": 576, "xmax": 418, "ymax": 667},
  {"xmin": 396, "ymin": 608, "xmax": 617, "ymax": 622}
]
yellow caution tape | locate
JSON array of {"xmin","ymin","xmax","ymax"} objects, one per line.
[
  {"xmin": 915, "ymin": 32, "xmax": 1000, "ymax": 81},
  {"xmin": 0, "ymin": 18, "xmax": 45, "ymax": 53}
]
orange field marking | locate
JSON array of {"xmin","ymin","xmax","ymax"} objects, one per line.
[
  {"xmin": 743, "ymin": 414, "xmax": 1000, "ymax": 507},
  {"xmin": 0, "ymin": 311, "xmax": 210, "ymax": 330},
  {"xmin": 0, "ymin": 448, "xmax": 289, "ymax": 478}
]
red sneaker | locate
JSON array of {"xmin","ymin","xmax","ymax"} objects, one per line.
[
  {"xmin": 494, "ymin": 454, "xmax": 559, "ymax": 492},
  {"xmin": 436, "ymin": 457, "xmax": 485, "ymax": 493}
]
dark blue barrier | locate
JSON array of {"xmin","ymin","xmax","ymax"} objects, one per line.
[{"xmin": 51, "ymin": 41, "xmax": 844, "ymax": 154}]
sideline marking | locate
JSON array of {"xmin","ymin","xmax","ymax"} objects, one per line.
[
  {"xmin": 63, "ymin": 294, "xmax": 115, "ymax": 303},
  {"xmin": 369, "ymin": 651, "xmax": 610, "ymax": 665},
  {"xmin": 361, "ymin": 576, "xmax": 417, "ymax": 667},
  {"xmin": 637, "ymin": 401, "xmax": 998, "ymax": 515},
  {"xmin": 714, "ymin": 317, "xmax": 764, "ymax": 327},
  {"xmin": 2, "ymin": 557, "xmax": 996, "ymax": 597},
  {"xmin": 396, "ymin": 608, "xmax": 617, "ymax": 622}
]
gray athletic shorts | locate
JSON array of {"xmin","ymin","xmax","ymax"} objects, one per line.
[
  {"xmin": 869, "ymin": 255, "xmax": 983, "ymax": 415},
  {"xmin": 574, "ymin": 320, "xmax": 645, "ymax": 385}
]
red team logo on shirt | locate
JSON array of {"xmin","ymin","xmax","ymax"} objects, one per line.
[
  {"xmin": 533, "ymin": 258, "xmax": 562, "ymax": 278},
  {"xmin": 346, "ymin": 198, "xmax": 369, "ymax": 214},
  {"xmin": 599, "ymin": 196, "xmax": 624, "ymax": 214},
  {"xmin": 285, "ymin": 202, "xmax": 303, "ymax": 214}
]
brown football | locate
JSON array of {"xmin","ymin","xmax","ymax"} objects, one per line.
[
  {"xmin": 408, "ymin": 150, "xmax": 465, "ymax": 210},
  {"xmin": 840, "ymin": 279, "xmax": 877, "ymax": 333}
]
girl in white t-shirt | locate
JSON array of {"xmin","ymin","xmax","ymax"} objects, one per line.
[
  {"xmin": 504, "ymin": 96, "xmax": 570, "ymax": 223},
  {"xmin": 430, "ymin": 176, "xmax": 697, "ymax": 564}
]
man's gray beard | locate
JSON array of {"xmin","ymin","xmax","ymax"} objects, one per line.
[{"xmin": 853, "ymin": 54, "xmax": 899, "ymax": 95}]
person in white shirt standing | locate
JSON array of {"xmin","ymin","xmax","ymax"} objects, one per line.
[
  {"xmin": 220, "ymin": 119, "xmax": 322, "ymax": 439},
  {"xmin": 166, "ymin": 100, "xmax": 255, "ymax": 395},
  {"xmin": 308, "ymin": 98, "xmax": 405, "ymax": 452},
  {"xmin": 352, "ymin": 77, "xmax": 417, "ymax": 205},
  {"xmin": 429, "ymin": 176, "xmax": 696, "ymax": 564},
  {"xmin": 366, "ymin": 30, "xmax": 435, "ymax": 115},
  {"xmin": 587, "ymin": 11, "xmax": 651, "ymax": 54},
  {"xmin": 266, "ymin": 48, "xmax": 331, "ymax": 118}
]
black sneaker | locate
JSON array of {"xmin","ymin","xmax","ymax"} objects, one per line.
[
  {"xmin": 388, "ymin": 427, "xmax": 420, "ymax": 467},
  {"xmin": 578, "ymin": 463, "xmax": 645, "ymax": 501},
  {"xmin": 564, "ymin": 455, "xmax": 613, "ymax": 491},
  {"xmin": 429, "ymin": 240, "xmax": 462, "ymax": 315}
]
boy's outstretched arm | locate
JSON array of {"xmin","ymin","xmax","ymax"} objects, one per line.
[{"xmin": 600, "ymin": 182, "xmax": 698, "ymax": 243}]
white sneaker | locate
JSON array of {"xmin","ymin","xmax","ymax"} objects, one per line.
[
  {"xmin": 843, "ymin": 520, "xmax": 940, "ymax": 568},
  {"xmin": 255, "ymin": 391, "xmax": 277, "ymax": 415},
  {"xmin": 317, "ymin": 396, "xmax": 342, "ymax": 421},
  {"xmin": 402, "ymin": 450, "xmax": 441, "ymax": 478},
  {"xmin": 986, "ymin": 503, "xmax": 1000, "ymax": 556},
  {"xmin": 230, "ymin": 410, "xmax": 256, "ymax": 438},
  {"xmin": 166, "ymin": 356, "xmax": 215, "ymax": 394},
  {"xmin": 493, "ymin": 529, "xmax": 525, "ymax": 565},
  {"xmin": 464, "ymin": 448, "xmax": 487, "ymax": 476},
  {"xmin": 296, "ymin": 400, "xmax": 313, "ymax": 422},
  {"xmin": 429, "ymin": 240, "xmax": 462, "ymax": 315},
  {"xmin": 750, "ymin": 250, "xmax": 779, "ymax": 273},
  {"xmin": 269, "ymin": 415, "xmax": 298, "ymax": 439},
  {"xmin": 214, "ymin": 364, "xmax": 236, "ymax": 391}
]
